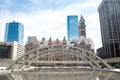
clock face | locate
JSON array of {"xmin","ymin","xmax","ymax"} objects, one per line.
[{"xmin": 79, "ymin": 22, "xmax": 85, "ymax": 27}]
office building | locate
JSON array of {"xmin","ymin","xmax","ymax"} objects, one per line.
[
  {"xmin": 0, "ymin": 41, "xmax": 24, "ymax": 60},
  {"xmin": 11, "ymin": 41, "xmax": 25, "ymax": 60},
  {"xmin": 67, "ymin": 15, "xmax": 79, "ymax": 41},
  {"xmin": 4, "ymin": 21, "xmax": 24, "ymax": 44},
  {"xmin": 98, "ymin": 0, "xmax": 120, "ymax": 58},
  {"xmin": 0, "ymin": 42, "xmax": 12, "ymax": 59}
]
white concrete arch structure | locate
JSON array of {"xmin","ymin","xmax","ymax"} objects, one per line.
[{"xmin": 7, "ymin": 45, "xmax": 112, "ymax": 70}]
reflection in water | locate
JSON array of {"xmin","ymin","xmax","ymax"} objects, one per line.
[
  {"xmin": 87, "ymin": 70, "xmax": 101, "ymax": 80},
  {"xmin": 0, "ymin": 69, "xmax": 120, "ymax": 80},
  {"xmin": 96, "ymin": 77, "xmax": 99, "ymax": 80}
]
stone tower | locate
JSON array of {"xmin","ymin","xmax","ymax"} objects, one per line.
[{"xmin": 79, "ymin": 15, "xmax": 86, "ymax": 38}]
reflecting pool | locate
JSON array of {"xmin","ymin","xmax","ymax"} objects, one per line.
[{"xmin": 0, "ymin": 68, "xmax": 120, "ymax": 80}]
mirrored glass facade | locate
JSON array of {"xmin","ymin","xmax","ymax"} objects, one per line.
[
  {"xmin": 67, "ymin": 15, "xmax": 79, "ymax": 41},
  {"xmin": 4, "ymin": 21, "xmax": 24, "ymax": 44},
  {"xmin": 98, "ymin": 0, "xmax": 120, "ymax": 58}
]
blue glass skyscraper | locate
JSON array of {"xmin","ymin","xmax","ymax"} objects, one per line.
[
  {"xmin": 4, "ymin": 21, "xmax": 24, "ymax": 44},
  {"xmin": 67, "ymin": 15, "xmax": 79, "ymax": 41}
]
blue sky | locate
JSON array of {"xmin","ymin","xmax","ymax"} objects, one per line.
[
  {"xmin": 0, "ymin": 0, "xmax": 86, "ymax": 12},
  {"xmin": 0, "ymin": 0, "xmax": 102, "ymax": 52}
]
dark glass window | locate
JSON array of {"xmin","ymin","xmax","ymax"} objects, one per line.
[{"xmin": 0, "ymin": 45, "xmax": 11, "ymax": 59}]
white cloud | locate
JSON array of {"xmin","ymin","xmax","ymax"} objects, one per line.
[{"xmin": 0, "ymin": 0, "xmax": 102, "ymax": 52}]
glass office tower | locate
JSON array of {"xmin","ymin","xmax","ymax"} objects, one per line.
[
  {"xmin": 0, "ymin": 43, "xmax": 12, "ymax": 59},
  {"xmin": 4, "ymin": 21, "xmax": 24, "ymax": 44},
  {"xmin": 67, "ymin": 15, "xmax": 79, "ymax": 41},
  {"xmin": 98, "ymin": 0, "xmax": 120, "ymax": 58}
]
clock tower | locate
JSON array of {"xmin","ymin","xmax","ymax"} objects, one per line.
[{"xmin": 79, "ymin": 15, "xmax": 86, "ymax": 38}]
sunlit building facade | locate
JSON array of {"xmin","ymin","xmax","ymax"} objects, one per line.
[
  {"xmin": 11, "ymin": 41, "xmax": 25, "ymax": 60},
  {"xmin": 67, "ymin": 15, "xmax": 79, "ymax": 41},
  {"xmin": 4, "ymin": 21, "xmax": 24, "ymax": 44}
]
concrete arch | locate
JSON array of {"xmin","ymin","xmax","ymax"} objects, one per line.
[{"xmin": 7, "ymin": 45, "xmax": 112, "ymax": 70}]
